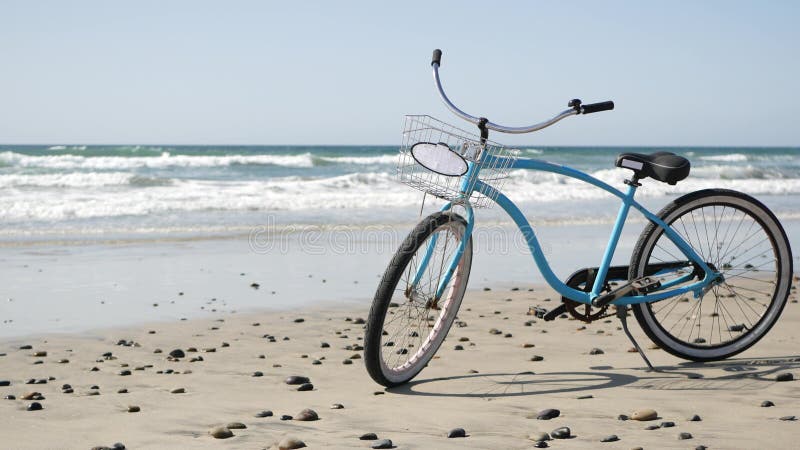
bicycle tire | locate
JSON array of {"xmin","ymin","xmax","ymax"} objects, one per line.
[
  {"xmin": 364, "ymin": 211, "xmax": 472, "ymax": 387},
  {"xmin": 630, "ymin": 189, "xmax": 793, "ymax": 361}
]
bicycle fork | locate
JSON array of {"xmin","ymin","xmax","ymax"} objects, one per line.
[{"xmin": 409, "ymin": 201, "xmax": 475, "ymax": 303}]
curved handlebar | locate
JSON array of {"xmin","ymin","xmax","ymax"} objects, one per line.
[{"xmin": 431, "ymin": 49, "xmax": 612, "ymax": 134}]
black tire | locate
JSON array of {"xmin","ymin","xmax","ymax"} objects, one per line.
[
  {"xmin": 630, "ymin": 189, "xmax": 793, "ymax": 361},
  {"xmin": 364, "ymin": 212, "xmax": 472, "ymax": 387}
]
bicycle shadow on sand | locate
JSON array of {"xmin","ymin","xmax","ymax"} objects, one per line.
[{"xmin": 387, "ymin": 355, "xmax": 800, "ymax": 398}]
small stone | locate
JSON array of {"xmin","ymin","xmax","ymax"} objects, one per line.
[
  {"xmin": 277, "ymin": 437, "xmax": 306, "ymax": 449},
  {"xmin": 294, "ymin": 408, "xmax": 318, "ymax": 421},
  {"xmin": 550, "ymin": 427, "xmax": 571, "ymax": 439},
  {"xmin": 371, "ymin": 439, "xmax": 393, "ymax": 449},
  {"xmin": 523, "ymin": 343, "xmax": 535, "ymax": 348},
  {"xmin": 617, "ymin": 414, "xmax": 629, "ymax": 421},
  {"xmin": 226, "ymin": 422, "xmax": 246, "ymax": 429},
  {"xmin": 537, "ymin": 408, "xmax": 560, "ymax": 420},
  {"xmin": 577, "ymin": 395, "xmax": 593, "ymax": 399},
  {"xmin": 688, "ymin": 414, "xmax": 702, "ymax": 421},
  {"xmin": 761, "ymin": 400, "xmax": 775, "ymax": 407},
  {"xmin": 533, "ymin": 442, "xmax": 549, "ymax": 448},
  {"xmin": 127, "ymin": 405, "xmax": 140, "ymax": 413},
  {"xmin": 342, "ymin": 359, "xmax": 353, "ymax": 365},
  {"xmin": 297, "ymin": 383, "xmax": 314, "ymax": 391},
  {"xmin": 660, "ymin": 421, "xmax": 675, "ymax": 428},
  {"xmin": 454, "ymin": 345, "xmax": 464, "ymax": 350},
  {"xmin": 170, "ymin": 387, "xmax": 185, "ymax": 394},
  {"xmin": 21, "ymin": 392, "xmax": 44, "ymax": 400},
  {"xmin": 19, "ymin": 345, "xmax": 33, "ymax": 350},
  {"xmin": 168, "ymin": 349, "xmax": 185, "ymax": 358},
  {"xmin": 280, "ymin": 415, "xmax": 292, "ymax": 420},
  {"xmin": 359, "ymin": 433, "xmax": 378, "ymax": 440},
  {"xmin": 529, "ymin": 432, "xmax": 551, "ymax": 442},
  {"xmin": 489, "ymin": 328, "xmax": 502, "ymax": 335},
  {"xmin": 312, "ymin": 359, "xmax": 321, "ymax": 365},
  {"xmin": 530, "ymin": 355, "xmax": 544, "ymax": 361},
  {"xmin": 779, "ymin": 415, "xmax": 797, "ymax": 421},
  {"xmin": 589, "ymin": 348, "xmax": 604, "ymax": 355},
  {"xmin": 0, "ymin": 380, "xmax": 10, "ymax": 386},
  {"xmin": 776, "ymin": 372, "xmax": 794, "ymax": 382},
  {"xmin": 5, "ymin": 395, "xmax": 16, "ymax": 400},
  {"xmin": 285, "ymin": 375, "xmax": 310, "ymax": 385},
  {"xmin": 330, "ymin": 403, "xmax": 344, "ymax": 409},
  {"xmin": 631, "ymin": 408, "xmax": 658, "ymax": 421},
  {"xmin": 678, "ymin": 432, "xmax": 693, "ymax": 440},
  {"xmin": 320, "ymin": 342, "xmax": 330, "ymax": 348},
  {"xmin": 26, "ymin": 402, "xmax": 43, "ymax": 411},
  {"xmin": 600, "ymin": 435, "xmax": 619, "ymax": 442},
  {"xmin": 255, "ymin": 410, "xmax": 273, "ymax": 417},
  {"xmin": 117, "ymin": 388, "xmax": 128, "ymax": 394},
  {"xmin": 252, "ymin": 371, "xmax": 263, "ymax": 377},
  {"xmin": 209, "ymin": 426, "xmax": 233, "ymax": 439},
  {"xmin": 645, "ymin": 425, "xmax": 660, "ymax": 430},
  {"xmin": 294, "ymin": 318, "xmax": 304, "ymax": 323},
  {"xmin": 118, "ymin": 370, "xmax": 131, "ymax": 376},
  {"xmin": 447, "ymin": 428, "xmax": 466, "ymax": 438}
]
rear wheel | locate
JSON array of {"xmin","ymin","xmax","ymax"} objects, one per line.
[
  {"xmin": 630, "ymin": 189, "xmax": 792, "ymax": 361},
  {"xmin": 364, "ymin": 212, "xmax": 472, "ymax": 387}
]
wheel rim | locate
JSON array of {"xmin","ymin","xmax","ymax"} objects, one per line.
[
  {"xmin": 639, "ymin": 199, "xmax": 787, "ymax": 351},
  {"xmin": 378, "ymin": 221, "xmax": 469, "ymax": 383}
]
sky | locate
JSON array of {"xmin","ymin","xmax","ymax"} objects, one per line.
[{"xmin": 0, "ymin": 1, "xmax": 798, "ymax": 146}]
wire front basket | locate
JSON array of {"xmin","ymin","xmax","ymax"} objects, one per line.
[{"xmin": 397, "ymin": 115, "xmax": 518, "ymax": 208}]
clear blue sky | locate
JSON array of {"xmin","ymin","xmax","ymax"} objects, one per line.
[{"xmin": 1, "ymin": 1, "xmax": 797, "ymax": 146}]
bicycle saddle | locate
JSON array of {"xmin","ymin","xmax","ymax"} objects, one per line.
[{"xmin": 615, "ymin": 151, "xmax": 690, "ymax": 185}]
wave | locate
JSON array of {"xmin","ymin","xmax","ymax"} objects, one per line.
[
  {"xmin": 0, "ymin": 151, "xmax": 400, "ymax": 170},
  {"xmin": 699, "ymin": 153, "xmax": 748, "ymax": 162}
]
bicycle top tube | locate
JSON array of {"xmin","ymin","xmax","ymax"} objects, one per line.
[{"xmin": 431, "ymin": 49, "xmax": 614, "ymax": 134}]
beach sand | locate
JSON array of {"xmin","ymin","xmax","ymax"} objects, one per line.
[{"xmin": 1, "ymin": 280, "xmax": 799, "ymax": 449}]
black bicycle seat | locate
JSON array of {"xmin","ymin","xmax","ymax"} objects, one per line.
[{"xmin": 615, "ymin": 152, "xmax": 690, "ymax": 185}]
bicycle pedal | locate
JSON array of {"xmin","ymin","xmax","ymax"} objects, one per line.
[{"xmin": 542, "ymin": 304, "xmax": 568, "ymax": 321}]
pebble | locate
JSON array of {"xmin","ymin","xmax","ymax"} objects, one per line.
[
  {"xmin": 776, "ymin": 372, "xmax": 794, "ymax": 382},
  {"xmin": 209, "ymin": 426, "xmax": 233, "ymax": 439},
  {"xmin": 320, "ymin": 342, "xmax": 330, "ymax": 348},
  {"xmin": 170, "ymin": 388, "xmax": 185, "ymax": 394},
  {"xmin": 21, "ymin": 392, "xmax": 44, "ymax": 400},
  {"xmin": 645, "ymin": 424, "xmax": 660, "ymax": 430},
  {"xmin": 127, "ymin": 406, "xmax": 140, "ymax": 413},
  {"xmin": 342, "ymin": 359, "xmax": 353, "ymax": 365},
  {"xmin": 294, "ymin": 408, "xmax": 318, "ymax": 421},
  {"xmin": 330, "ymin": 403, "xmax": 344, "ymax": 409},
  {"xmin": 118, "ymin": 370, "xmax": 131, "ymax": 376},
  {"xmin": 533, "ymin": 442, "xmax": 549, "ymax": 448},
  {"xmin": 660, "ymin": 421, "xmax": 675, "ymax": 428},
  {"xmin": 297, "ymin": 383, "xmax": 314, "ymax": 391},
  {"xmin": 600, "ymin": 435, "xmax": 619, "ymax": 442},
  {"xmin": 447, "ymin": 428, "xmax": 466, "ymax": 438},
  {"xmin": 168, "ymin": 349, "xmax": 185, "ymax": 358},
  {"xmin": 550, "ymin": 427, "xmax": 571, "ymax": 439},
  {"xmin": 688, "ymin": 414, "xmax": 702, "ymax": 421},
  {"xmin": 359, "ymin": 433, "xmax": 378, "ymax": 440},
  {"xmin": 371, "ymin": 439, "xmax": 393, "ymax": 449},
  {"xmin": 26, "ymin": 402, "xmax": 43, "ymax": 411},
  {"xmin": 252, "ymin": 371, "xmax": 263, "ymax": 377},
  {"xmin": 117, "ymin": 389, "xmax": 128, "ymax": 394},
  {"xmin": 537, "ymin": 408, "xmax": 560, "ymax": 420},
  {"xmin": 761, "ymin": 400, "xmax": 775, "ymax": 407},
  {"xmin": 255, "ymin": 410, "xmax": 273, "ymax": 417},
  {"xmin": 4, "ymin": 395, "xmax": 15, "ymax": 400},
  {"xmin": 278, "ymin": 437, "xmax": 307, "ymax": 449},
  {"xmin": 529, "ymin": 432, "xmax": 551, "ymax": 442},
  {"xmin": 779, "ymin": 415, "xmax": 797, "ymax": 421},
  {"xmin": 0, "ymin": 380, "xmax": 10, "ymax": 386},
  {"xmin": 589, "ymin": 348, "xmax": 604, "ymax": 355},
  {"xmin": 280, "ymin": 415, "xmax": 293, "ymax": 420},
  {"xmin": 530, "ymin": 355, "xmax": 544, "ymax": 361},
  {"xmin": 454, "ymin": 345, "xmax": 464, "ymax": 350},
  {"xmin": 285, "ymin": 375, "xmax": 310, "ymax": 385},
  {"xmin": 32, "ymin": 351, "xmax": 47, "ymax": 357},
  {"xmin": 631, "ymin": 408, "xmax": 658, "ymax": 421},
  {"xmin": 577, "ymin": 395, "xmax": 593, "ymax": 399},
  {"xmin": 226, "ymin": 422, "xmax": 246, "ymax": 429},
  {"xmin": 678, "ymin": 432, "xmax": 693, "ymax": 440},
  {"xmin": 617, "ymin": 414, "xmax": 629, "ymax": 421}
]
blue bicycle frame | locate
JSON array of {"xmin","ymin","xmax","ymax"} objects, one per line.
[{"xmin": 411, "ymin": 154, "xmax": 718, "ymax": 307}]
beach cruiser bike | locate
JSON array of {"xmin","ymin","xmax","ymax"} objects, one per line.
[{"xmin": 364, "ymin": 49, "xmax": 793, "ymax": 387}]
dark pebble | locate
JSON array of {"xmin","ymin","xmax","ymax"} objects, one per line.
[
  {"xmin": 359, "ymin": 433, "xmax": 378, "ymax": 440},
  {"xmin": 600, "ymin": 435, "xmax": 619, "ymax": 442},
  {"xmin": 118, "ymin": 370, "xmax": 131, "ymax": 376},
  {"xmin": 776, "ymin": 372, "xmax": 794, "ymax": 382},
  {"xmin": 761, "ymin": 400, "xmax": 775, "ymax": 407},
  {"xmin": 645, "ymin": 425, "xmax": 661, "ymax": 430},
  {"xmin": 330, "ymin": 403, "xmax": 344, "ymax": 409},
  {"xmin": 27, "ymin": 402, "xmax": 43, "ymax": 411},
  {"xmin": 779, "ymin": 415, "xmax": 797, "ymax": 421},
  {"xmin": 371, "ymin": 439, "xmax": 393, "ymax": 449},
  {"xmin": 252, "ymin": 371, "xmax": 263, "ymax": 377},
  {"xmin": 285, "ymin": 375, "xmax": 310, "ymax": 385},
  {"xmin": 5, "ymin": 395, "xmax": 16, "ymax": 400},
  {"xmin": 255, "ymin": 410, "xmax": 273, "ymax": 418},
  {"xmin": 660, "ymin": 421, "xmax": 675, "ymax": 428},
  {"xmin": 688, "ymin": 414, "xmax": 702, "ymax": 421},
  {"xmin": 678, "ymin": 432, "xmax": 693, "ymax": 440},
  {"xmin": 537, "ymin": 408, "xmax": 560, "ymax": 420},
  {"xmin": 577, "ymin": 395, "xmax": 593, "ymax": 399},
  {"xmin": 533, "ymin": 441, "xmax": 549, "ymax": 448},
  {"xmin": 297, "ymin": 383, "xmax": 314, "ymax": 391},
  {"xmin": 447, "ymin": 428, "xmax": 466, "ymax": 438},
  {"xmin": 454, "ymin": 345, "xmax": 464, "ymax": 351},
  {"xmin": 294, "ymin": 318, "xmax": 305, "ymax": 323},
  {"xmin": 320, "ymin": 342, "xmax": 330, "ymax": 348},
  {"xmin": 294, "ymin": 408, "xmax": 318, "ymax": 421},
  {"xmin": 550, "ymin": 427, "xmax": 571, "ymax": 439},
  {"xmin": 617, "ymin": 414, "xmax": 629, "ymax": 421},
  {"xmin": 280, "ymin": 415, "xmax": 293, "ymax": 420},
  {"xmin": 531, "ymin": 355, "xmax": 544, "ymax": 361},
  {"xmin": 168, "ymin": 349, "xmax": 185, "ymax": 359},
  {"xmin": 0, "ymin": 380, "xmax": 10, "ymax": 387},
  {"xmin": 589, "ymin": 348, "xmax": 604, "ymax": 355}
]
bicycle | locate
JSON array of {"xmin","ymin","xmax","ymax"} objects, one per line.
[{"xmin": 363, "ymin": 49, "xmax": 794, "ymax": 387}]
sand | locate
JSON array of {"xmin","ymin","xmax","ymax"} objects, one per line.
[{"xmin": 1, "ymin": 281, "xmax": 799, "ymax": 449}]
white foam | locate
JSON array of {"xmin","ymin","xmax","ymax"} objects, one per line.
[
  {"xmin": 318, "ymin": 154, "xmax": 398, "ymax": 165},
  {"xmin": 0, "ymin": 172, "xmax": 137, "ymax": 188},
  {"xmin": 699, "ymin": 153, "xmax": 748, "ymax": 162},
  {"xmin": 0, "ymin": 151, "xmax": 317, "ymax": 169}
]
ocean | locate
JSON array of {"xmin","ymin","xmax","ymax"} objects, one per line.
[{"xmin": 1, "ymin": 144, "xmax": 798, "ymax": 242}]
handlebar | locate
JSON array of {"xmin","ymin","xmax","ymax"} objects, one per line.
[{"xmin": 430, "ymin": 49, "xmax": 613, "ymax": 134}]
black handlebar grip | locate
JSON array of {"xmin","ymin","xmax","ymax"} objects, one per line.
[
  {"xmin": 581, "ymin": 101, "xmax": 615, "ymax": 114},
  {"xmin": 431, "ymin": 49, "xmax": 442, "ymax": 66}
]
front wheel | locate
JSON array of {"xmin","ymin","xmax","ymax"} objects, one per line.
[
  {"xmin": 364, "ymin": 212, "xmax": 472, "ymax": 387},
  {"xmin": 630, "ymin": 189, "xmax": 793, "ymax": 361}
]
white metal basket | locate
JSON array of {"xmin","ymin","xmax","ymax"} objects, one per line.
[{"xmin": 397, "ymin": 115, "xmax": 518, "ymax": 208}]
